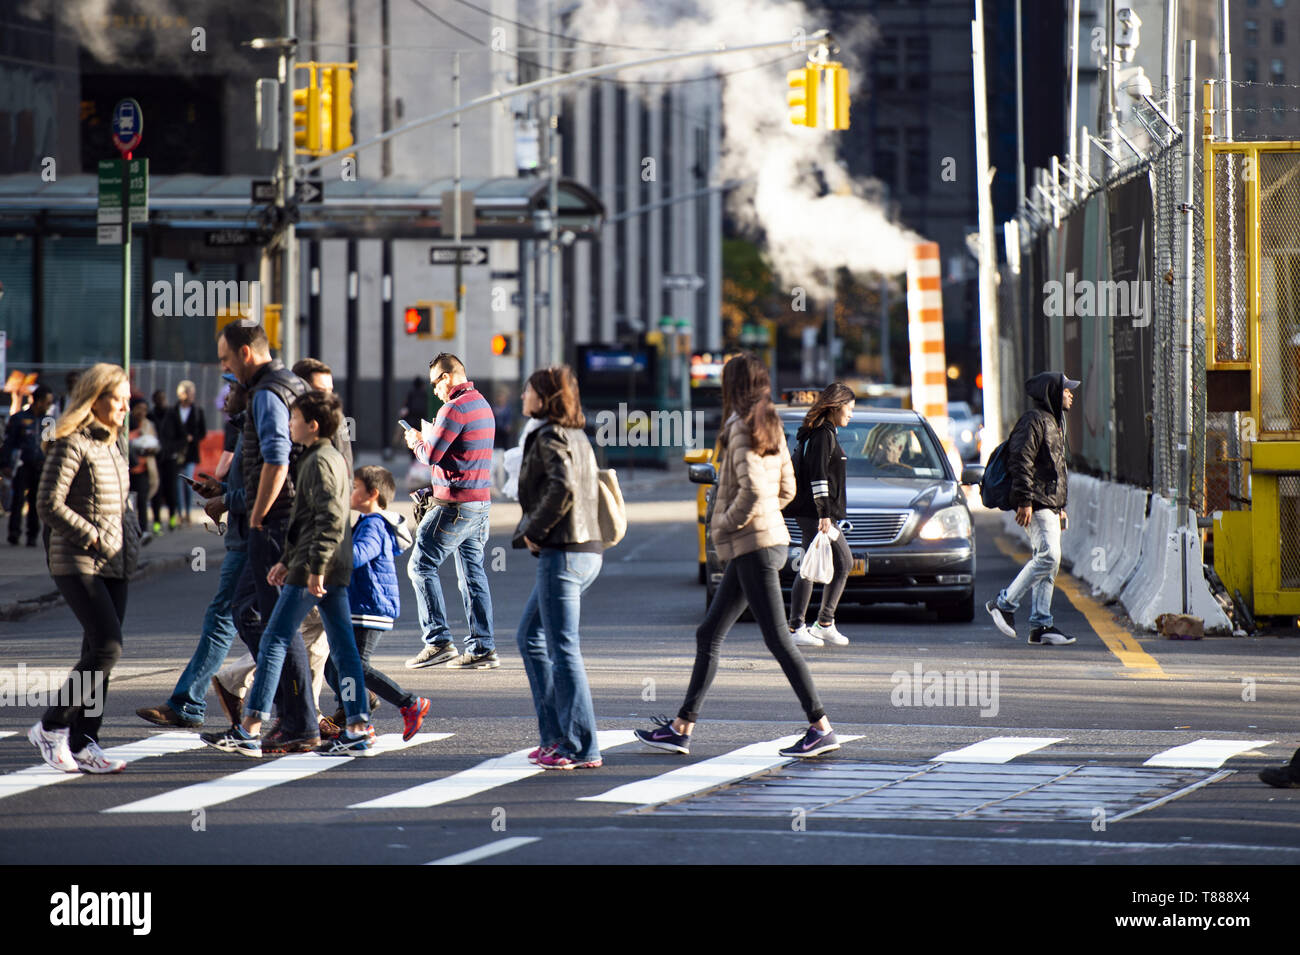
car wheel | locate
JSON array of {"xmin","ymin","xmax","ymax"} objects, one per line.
[
  {"xmin": 698, "ymin": 561, "xmax": 706, "ymax": 586},
  {"xmin": 934, "ymin": 592, "xmax": 975, "ymax": 623}
]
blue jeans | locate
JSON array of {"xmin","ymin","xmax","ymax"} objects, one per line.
[
  {"xmin": 246, "ymin": 521, "xmax": 314, "ymax": 735},
  {"xmin": 246, "ymin": 584, "xmax": 369, "ymax": 727},
  {"xmin": 167, "ymin": 549, "xmax": 248, "ymax": 722},
  {"xmin": 407, "ymin": 500, "xmax": 495, "ymax": 653},
  {"xmin": 177, "ymin": 462, "xmax": 196, "ymax": 516},
  {"xmin": 997, "ymin": 508, "xmax": 1061, "ymax": 628},
  {"xmin": 515, "ymin": 549, "xmax": 602, "ymax": 762}
]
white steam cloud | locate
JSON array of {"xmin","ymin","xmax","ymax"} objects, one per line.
[
  {"xmin": 567, "ymin": 0, "xmax": 924, "ymax": 295},
  {"xmin": 19, "ymin": 0, "xmax": 194, "ymax": 66}
]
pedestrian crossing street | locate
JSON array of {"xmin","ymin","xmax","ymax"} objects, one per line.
[{"xmin": 0, "ymin": 729, "xmax": 1279, "ymax": 817}]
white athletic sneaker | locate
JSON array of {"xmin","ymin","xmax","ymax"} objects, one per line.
[
  {"xmin": 28, "ymin": 722, "xmax": 79, "ymax": 773},
  {"xmin": 790, "ymin": 626, "xmax": 824, "ymax": 648},
  {"xmin": 71, "ymin": 740, "xmax": 126, "ymax": 774},
  {"xmin": 809, "ymin": 622, "xmax": 849, "ymax": 646}
]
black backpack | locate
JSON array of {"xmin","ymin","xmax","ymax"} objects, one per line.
[{"xmin": 979, "ymin": 439, "xmax": 1015, "ymax": 510}]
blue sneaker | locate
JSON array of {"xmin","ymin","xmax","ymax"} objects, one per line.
[
  {"xmin": 778, "ymin": 726, "xmax": 841, "ymax": 758},
  {"xmin": 316, "ymin": 731, "xmax": 375, "ymax": 757},
  {"xmin": 200, "ymin": 725, "xmax": 261, "ymax": 758},
  {"xmin": 634, "ymin": 715, "xmax": 690, "ymax": 755}
]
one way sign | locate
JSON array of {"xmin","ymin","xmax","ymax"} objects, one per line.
[
  {"xmin": 250, "ymin": 180, "xmax": 324, "ymax": 204},
  {"xmin": 429, "ymin": 246, "xmax": 489, "ymax": 266}
]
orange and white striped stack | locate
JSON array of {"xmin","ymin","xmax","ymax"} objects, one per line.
[{"xmin": 906, "ymin": 242, "xmax": 959, "ymax": 471}]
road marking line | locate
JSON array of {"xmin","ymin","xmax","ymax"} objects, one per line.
[
  {"xmin": 425, "ymin": 836, "xmax": 540, "ymax": 865},
  {"xmin": 930, "ymin": 737, "xmax": 1066, "ymax": 763},
  {"xmin": 993, "ymin": 534, "xmax": 1169, "ymax": 679},
  {"xmin": 581, "ymin": 734, "xmax": 864, "ymax": 806},
  {"xmin": 351, "ymin": 730, "xmax": 637, "ymax": 809},
  {"xmin": 103, "ymin": 732, "xmax": 450, "ymax": 813},
  {"xmin": 0, "ymin": 732, "xmax": 16, "ymax": 742},
  {"xmin": 1110, "ymin": 770, "xmax": 1235, "ymax": 822},
  {"xmin": 1142, "ymin": 739, "xmax": 1275, "ymax": 769},
  {"xmin": 0, "ymin": 732, "xmax": 206, "ymax": 802}
]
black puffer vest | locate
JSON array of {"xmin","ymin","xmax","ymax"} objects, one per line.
[{"xmin": 241, "ymin": 360, "xmax": 307, "ymax": 523}]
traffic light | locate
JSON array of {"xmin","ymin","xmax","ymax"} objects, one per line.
[
  {"xmin": 327, "ymin": 66, "xmax": 354, "ymax": 152},
  {"xmin": 263, "ymin": 303, "xmax": 282, "ymax": 351},
  {"xmin": 823, "ymin": 62, "xmax": 850, "ymax": 130},
  {"xmin": 787, "ymin": 66, "xmax": 818, "ymax": 127},
  {"xmin": 293, "ymin": 69, "xmax": 322, "ymax": 155},
  {"xmin": 490, "ymin": 333, "xmax": 512, "ymax": 356},
  {"xmin": 404, "ymin": 304, "xmax": 431, "ymax": 336}
]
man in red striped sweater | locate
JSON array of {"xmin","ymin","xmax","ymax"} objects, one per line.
[{"xmin": 403, "ymin": 354, "xmax": 499, "ymax": 670}]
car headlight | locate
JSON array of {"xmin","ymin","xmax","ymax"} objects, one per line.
[
  {"xmin": 919, "ymin": 505, "xmax": 972, "ymax": 540},
  {"xmin": 960, "ymin": 429, "xmax": 973, "ymax": 443}
]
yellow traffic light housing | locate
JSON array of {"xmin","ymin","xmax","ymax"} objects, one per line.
[
  {"xmin": 294, "ymin": 62, "xmax": 355, "ymax": 156},
  {"xmin": 329, "ymin": 66, "xmax": 354, "ymax": 152},
  {"xmin": 404, "ymin": 301, "xmax": 456, "ymax": 339},
  {"xmin": 293, "ymin": 69, "xmax": 322, "ymax": 155},
  {"xmin": 787, "ymin": 67, "xmax": 818, "ymax": 127},
  {"xmin": 823, "ymin": 62, "xmax": 850, "ymax": 130}
]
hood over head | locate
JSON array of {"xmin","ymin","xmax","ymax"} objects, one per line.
[{"xmin": 1025, "ymin": 371, "xmax": 1079, "ymax": 422}]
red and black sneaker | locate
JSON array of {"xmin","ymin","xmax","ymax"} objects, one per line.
[{"xmin": 399, "ymin": 697, "xmax": 430, "ymax": 742}]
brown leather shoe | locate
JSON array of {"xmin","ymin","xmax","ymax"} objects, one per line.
[
  {"xmin": 262, "ymin": 728, "xmax": 322, "ymax": 754},
  {"xmin": 210, "ymin": 678, "xmax": 242, "ymax": 726},
  {"xmin": 136, "ymin": 703, "xmax": 202, "ymax": 729}
]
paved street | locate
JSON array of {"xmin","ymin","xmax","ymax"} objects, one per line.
[{"xmin": 1, "ymin": 487, "xmax": 1297, "ymax": 866}]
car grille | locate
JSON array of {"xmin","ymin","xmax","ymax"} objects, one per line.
[{"xmin": 785, "ymin": 510, "xmax": 912, "ymax": 547}]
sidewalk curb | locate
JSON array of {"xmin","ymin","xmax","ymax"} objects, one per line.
[{"xmin": 0, "ymin": 552, "xmax": 192, "ymax": 622}]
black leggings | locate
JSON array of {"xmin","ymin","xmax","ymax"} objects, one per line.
[
  {"xmin": 43, "ymin": 575, "xmax": 128, "ymax": 751},
  {"xmin": 153, "ymin": 459, "xmax": 178, "ymax": 523},
  {"xmin": 788, "ymin": 516, "xmax": 852, "ymax": 629},
  {"xmin": 324, "ymin": 626, "xmax": 417, "ymax": 710},
  {"xmin": 678, "ymin": 545, "xmax": 826, "ymax": 725}
]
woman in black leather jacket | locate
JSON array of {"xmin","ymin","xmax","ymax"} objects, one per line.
[{"xmin": 512, "ymin": 365, "xmax": 606, "ymax": 770}]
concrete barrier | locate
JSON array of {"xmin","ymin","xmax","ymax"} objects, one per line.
[{"xmin": 1096, "ymin": 486, "xmax": 1148, "ymax": 600}]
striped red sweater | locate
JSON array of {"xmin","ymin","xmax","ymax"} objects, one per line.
[{"xmin": 414, "ymin": 381, "xmax": 495, "ymax": 503}]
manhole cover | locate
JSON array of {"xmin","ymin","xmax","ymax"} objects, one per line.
[{"xmin": 646, "ymin": 760, "xmax": 1228, "ymax": 822}]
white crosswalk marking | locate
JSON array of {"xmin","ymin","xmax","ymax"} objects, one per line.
[
  {"xmin": 351, "ymin": 730, "xmax": 637, "ymax": 809},
  {"xmin": 930, "ymin": 737, "xmax": 1066, "ymax": 764},
  {"xmin": 0, "ymin": 732, "xmax": 206, "ymax": 801},
  {"xmin": 0, "ymin": 732, "xmax": 16, "ymax": 742},
  {"xmin": 1143, "ymin": 739, "xmax": 1274, "ymax": 769},
  {"xmin": 581, "ymin": 734, "xmax": 864, "ymax": 806},
  {"xmin": 425, "ymin": 836, "xmax": 540, "ymax": 865},
  {"xmin": 103, "ymin": 732, "xmax": 451, "ymax": 813}
]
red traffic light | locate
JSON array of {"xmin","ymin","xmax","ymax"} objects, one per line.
[
  {"xmin": 490, "ymin": 333, "xmax": 511, "ymax": 356},
  {"xmin": 975, "ymin": 372, "xmax": 984, "ymax": 390},
  {"xmin": 404, "ymin": 306, "xmax": 431, "ymax": 335}
]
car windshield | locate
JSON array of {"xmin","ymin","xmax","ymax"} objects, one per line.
[
  {"xmin": 948, "ymin": 402, "xmax": 973, "ymax": 420},
  {"xmin": 785, "ymin": 420, "xmax": 947, "ymax": 479}
]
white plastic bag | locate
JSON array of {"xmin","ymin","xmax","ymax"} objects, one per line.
[{"xmin": 798, "ymin": 528, "xmax": 837, "ymax": 584}]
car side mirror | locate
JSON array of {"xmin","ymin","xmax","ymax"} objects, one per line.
[
  {"xmin": 960, "ymin": 465, "xmax": 985, "ymax": 485},
  {"xmin": 689, "ymin": 463, "xmax": 718, "ymax": 485}
]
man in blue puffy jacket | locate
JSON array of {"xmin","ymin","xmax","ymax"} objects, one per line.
[{"xmin": 322, "ymin": 465, "xmax": 430, "ymax": 742}]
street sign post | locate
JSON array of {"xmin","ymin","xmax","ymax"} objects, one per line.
[
  {"xmin": 429, "ymin": 246, "xmax": 489, "ymax": 266},
  {"xmin": 251, "ymin": 180, "xmax": 277, "ymax": 203},
  {"xmin": 110, "ymin": 98, "xmax": 143, "ymax": 155},
  {"xmin": 106, "ymin": 98, "xmax": 146, "ymax": 374}
]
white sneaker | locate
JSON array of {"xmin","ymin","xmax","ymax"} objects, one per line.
[
  {"xmin": 28, "ymin": 721, "xmax": 79, "ymax": 773},
  {"xmin": 809, "ymin": 622, "xmax": 849, "ymax": 646},
  {"xmin": 71, "ymin": 740, "xmax": 126, "ymax": 774},
  {"xmin": 790, "ymin": 626, "xmax": 824, "ymax": 648}
]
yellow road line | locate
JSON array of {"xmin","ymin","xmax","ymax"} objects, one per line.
[{"xmin": 993, "ymin": 535, "xmax": 1170, "ymax": 680}]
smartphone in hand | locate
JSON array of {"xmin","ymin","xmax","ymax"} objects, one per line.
[{"xmin": 398, "ymin": 419, "xmax": 414, "ymax": 432}]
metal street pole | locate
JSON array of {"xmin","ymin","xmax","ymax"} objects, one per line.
[
  {"xmin": 546, "ymin": 0, "xmax": 561, "ymax": 367},
  {"xmin": 279, "ymin": 0, "xmax": 298, "ymax": 366},
  {"xmin": 1017, "ymin": 0, "xmax": 1028, "ymax": 207},
  {"xmin": 1066, "ymin": 0, "xmax": 1079, "ymax": 200},
  {"xmin": 972, "ymin": 1, "xmax": 1002, "ymax": 457},
  {"xmin": 453, "ymin": 51, "xmax": 466, "ymax": 364},
  {"xmin": 122, "ymin": 191, "xmax": 131, "ymax": 372}
]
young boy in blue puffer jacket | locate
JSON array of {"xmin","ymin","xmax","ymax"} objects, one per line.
[{"xmin": 323, "ymin": 465, "xmax": 430, "ymax": 741}]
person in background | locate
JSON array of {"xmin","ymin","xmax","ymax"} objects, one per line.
[
  {"xmin": 634, "ymin": 353, "xmax": 842, "ymax": 760},
  {"xmin": 784, "ymin": 382, "xmax": 854, "ymax": 649},
  {"xmin": 513, "ymin": 366, "xmax": 605, "ymax": 770},
  {"xmin": 126, "ymin": 398, "xmax": 160, "ymax": 547},
  {"xmin": 149, "ymin": 387, "xmax": 178, "ymax": 535},
  {"xmin": 162, "ymin": 379, "xmax": 206, "ymax": 525},
  {"xmin": 3, "ymin": 384, "xmax": 54, "ymax": 546},
  {"xmin": 30, "ymin": 364, "xmax": 140, "ymax": 774}
]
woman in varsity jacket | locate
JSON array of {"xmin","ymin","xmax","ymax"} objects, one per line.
[{"xmin": 784, "ymin": 382, "xmax": 855, "ymax": 648}]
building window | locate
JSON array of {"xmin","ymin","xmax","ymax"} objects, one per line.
[
  {"xmin": 904, "ymin": 36, "xmax": 930, "ymax": 91},
  {"xmin": 1245, "ymin": 58, "xmax": 1259, "ymax": 82},
  {"xmin": 873, "ymin": 37, "xmax": 898, "ymax": 92},
  {"xmin": 873, "ymin": 128, "xmax": 899, "ymax": 193},
  {"xmin": 904, "ymin": 127, "xmax": 929, "ymax": 196},
  {"xmin": 1272, "ymin": 58, "xmax": 1285, "ymax": 83},
  {"xmin": 1246, "ymin": 19, "xmax": 1259, "ymax": 45},
  {"xmin": 1273, "ymin": 19, "xmax": 1285, "ymax": 43}
]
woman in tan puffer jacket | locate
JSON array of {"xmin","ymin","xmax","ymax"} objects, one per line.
[
  {"xmin": 28, "ymin": 363, "xmax": 140, "ymax": 775},
  {"xmin": 634, "ymin": 353, "xmax": 843, "ymax": 760}
]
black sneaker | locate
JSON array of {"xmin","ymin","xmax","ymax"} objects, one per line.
[
  {"xmin": 633, "ymin": 715, "xmax": 691, "ymax": 755},
  {"xmin": 446, "ymin": 649, "xmax": 500, "ymax": 670},
  {"xmin": 200, "ymin": 725, "xmax": 261, "ymax": 758},
  {"xmin": 779, "ymin": 726, "xmax": 841, "ymax": 758},
  {"xmin": 986, "ymin": 599, "xmax": 1016, "ymax": 639},
  {"xmin": 405, "ymin": 642, "xmax": 457, "ymax": 669},
  {"xmin": 1028, "ymin": 626, "xmax": 1076, "ymax": 646},
  {"xmin": 1259, "ymin": 765, "xmax": 1300, "ymax": 789}
]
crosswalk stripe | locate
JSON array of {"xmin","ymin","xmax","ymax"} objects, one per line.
[
  {"xmin": 103, "ymin": 732, "xmax": 451, "ymax": 813},
  {"xmin": 0, "ymin": 732, "xmax": 206, "ymax": 802},
  {"xmin": 425, "ymin": 836, "xmax": 540, "ymax": 866},
  {"xmin": 930, "ymin": 737, "xmax": 1066, "ymax": 763},
  {"xmin": 1143, "ymin": 739, "xmax": 1274, "ymax": 769},
  {"xmin": 580, "ymin": 734, "xmax": 864, "ymax": 806},
  {"xmin": 351, "ymin": 729, "xmax": 637, "ymax": 809},
  {"xmin": 0, "ymin": 732, "xmax": 16, "ymax": 742}
]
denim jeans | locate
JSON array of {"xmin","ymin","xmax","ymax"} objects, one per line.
[
  {"xmin": 167, "ymin": 550, "xmax": 248, "ymax": 722},
  {"xmin": 246, "ymin": 584, "xmax": 369, "ymax": 727},
  {"xmin": 406, "ymin": 500, "xmax": 494, "ymax": 653},
  {"xmin": 246, "ymin": 520, "xmax": 314, "ymax": 735},
  {"xmin": 997, "ymin": 508, "xmax": 1061, "ymax": 628},
  {"xmin": 515, "ymin": 549, "xmax": 602, "ymax": 762},
  {"xmin": 177, "ymin": 462, "xmax": 196, "ymax": 517}
]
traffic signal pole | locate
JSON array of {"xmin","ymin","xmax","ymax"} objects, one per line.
[{"xmin": 280, "ymin": 0, "xmax": 298, "ymax": 365}]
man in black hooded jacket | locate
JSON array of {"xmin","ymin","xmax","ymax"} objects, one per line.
[{"xmin": 986, "ymin": 372, "xmax": 1080, "ymax": 646}]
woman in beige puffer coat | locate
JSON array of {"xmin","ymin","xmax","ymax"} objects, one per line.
[{"xmin": 28, "ymin": 363, "xmax": 140, "ymax": 775}]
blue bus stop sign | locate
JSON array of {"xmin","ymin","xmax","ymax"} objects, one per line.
[{"xmin": 111, "ymin": 98, "xmax": 144, "ymax": 155}]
